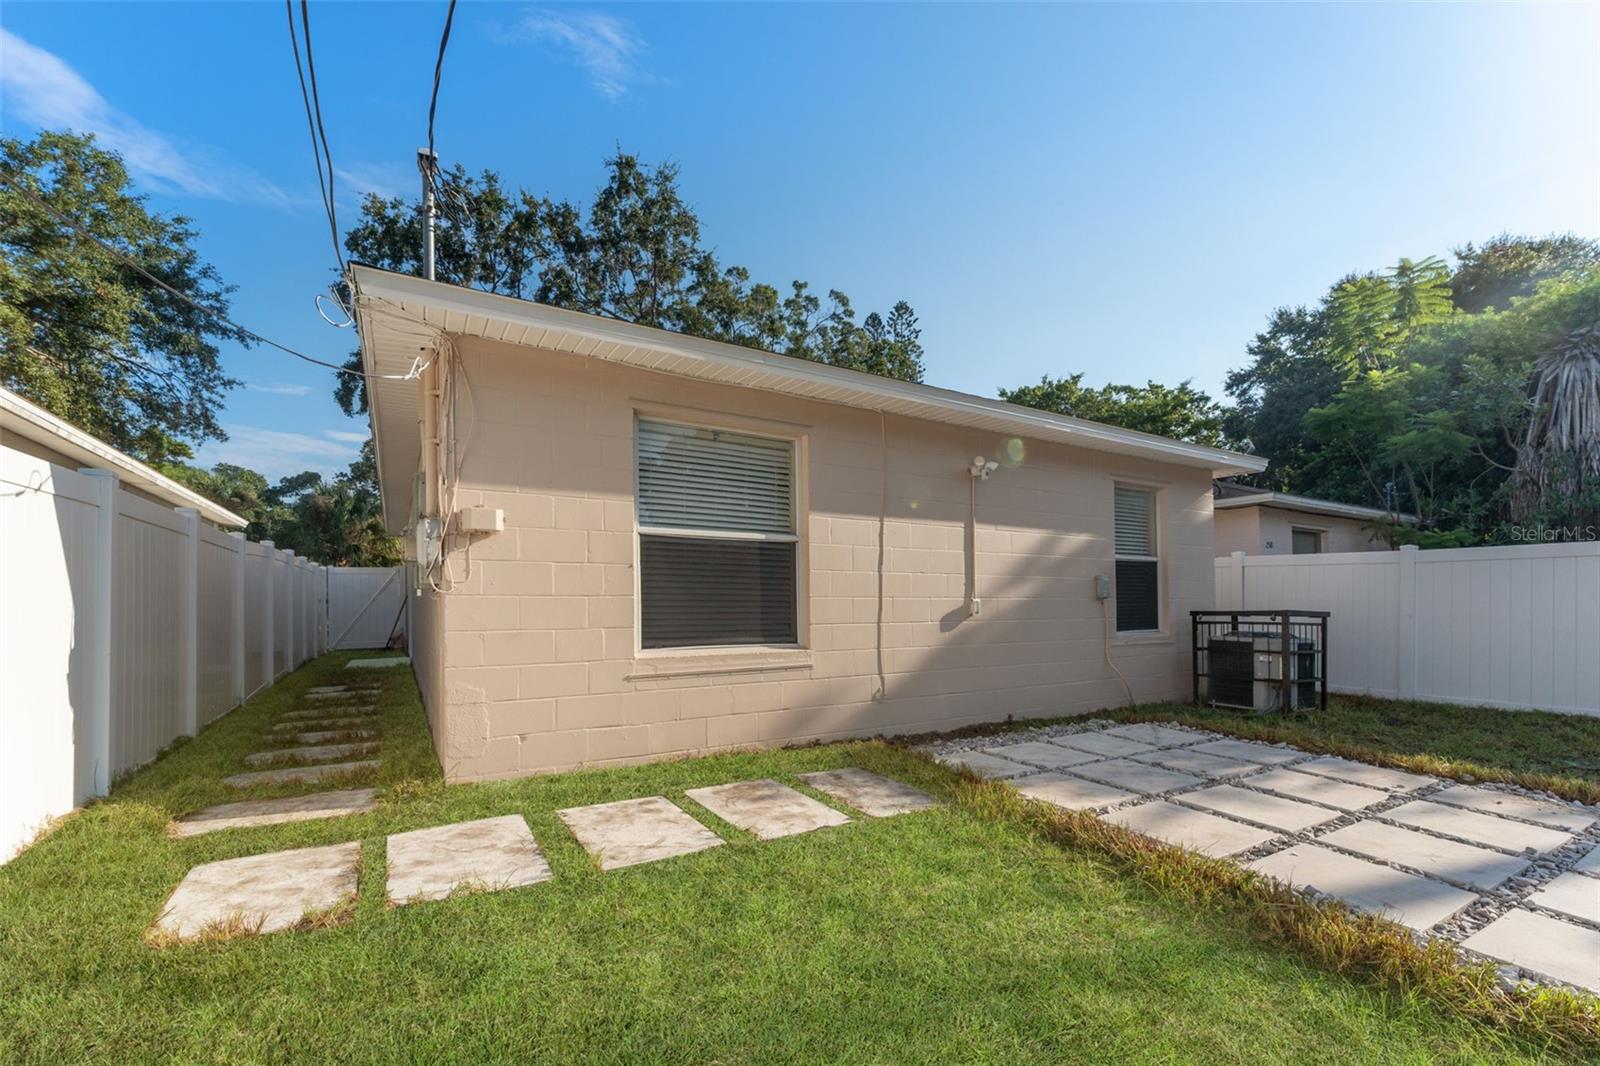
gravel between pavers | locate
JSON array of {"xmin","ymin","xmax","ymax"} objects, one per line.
[{"xmin": 917, "ymin": 717, "xmax": 1600, "ymax": 997}]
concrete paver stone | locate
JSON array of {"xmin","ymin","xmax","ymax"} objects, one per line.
[
  {"xmin": 347, "ymin": 656, "xmax": 409, "ymax": 669},
  {"xmin": 1318, "ymin": 821, "xmax": 1528, "ymax": 890},
  {"xmin": 936, "ymin": 751, "xmax": 1035, "ymax": 780},
  {"xmin": 1249, "ymin": 843, "xmax": 1478, "ymax": 932},
  {"xmin": 1526, "ymin": 871, "xmax": 1600, "ymax": 924},
  {"xmin": 1461, "ymin": 909, "xmax": 1600, "ymax": 994},
  {"xmin": 1186, "ymin": 738, "xmax": 1306, "ymax": 766},
  {"xmin": 1130, "ymin": 749, "xmax": 1261, "ymax": 778},
  {"xmin": 1382, "ymin": 800, "xmax": 1573, "ymax": 855},
  {"xmin": 152, "ymin": 841, "xmax": 359, "ymax": 941},
  {"xmin": 1240, "ymin": 768, "xmax": 1390, "ymax": 812},
  {"xmin": 224, "ymin": 761, "xmax": 379, "ymax": 789},
  {"xmin": 982, "ymin": 741, "xmax": 1103, "ymax": 771},
  {"xmin": 386, "ymin": 815, "xmax": 552, "ymax": 904},
  {"xmin": 170, "ymin": 789, "xmax": 377, "ymax": 838},
  {"xmin": 1014, "ymin": 773, "xmax": 1138, "ymax": 811},
  {"xmin": 557, "ymin": 796, "xmax": 724, "ymax": 871},
  {"xmin": 1065, "ymin": 759, "xmax": 1205, "ymax": 795},
  {"xmin": 244, "ymin": 742, "xmax": 380, "ymax": 768},
  {"xmin": 798, "ymin": 769, "xmax": 938, "ymax": 817},
  {"xmin": 1050, "ymin": 732, "xmax": 1156, "ymax": 759},
  {"xmin": 1108, "ymin": 800, "xmax": 1278, "ymax": 858},
  {"xmin": 686, "ymin": 779, "xmax": 851, "ymax": 840},
  {"xmin": 1101, "ymin": 724, "xmax": 1209, "ymax": 749},
  {"xmin": 1428, "ymin": 785, "xmax": 1596, "ymax": 833},
  {"xmin": 1180, "ymin": 784, "xmax": 1339, "ymax": 833},
  {"xmin": 1293, "ymin": 756, "xmax": 1434, "ymax": 793}
]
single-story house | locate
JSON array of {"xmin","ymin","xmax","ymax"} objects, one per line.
[
  {"xmin": 350, "ymin": 265, "xmax": 1267, "ymax": 781},
  {"xmin": 1211, "ymin": 481, "xmax": 1415, "ymax": 556}
]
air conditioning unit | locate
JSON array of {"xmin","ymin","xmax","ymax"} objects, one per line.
[{"xmin": 1202, "ymin": 629, "xmax": 1317, "ymax": 713}]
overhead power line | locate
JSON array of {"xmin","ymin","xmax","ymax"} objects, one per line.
[
  {"xmin": 427, "ymin": 0, "xmax": 459, "ymax": 166},
  {"xmin": 0, "ymin": 173, "xmax": 423, "ymax": 381},
  {"xmin": 286, "ymin": 0, "xmax": 343, "ymax": 272}
]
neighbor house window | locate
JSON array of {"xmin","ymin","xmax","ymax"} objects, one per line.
[
  {"xmin": 1113, "ymin": 485, "xmax": 1160, "ymax": 632},
  {"xmin": 635, "ymin": 418, "xmax": 798, "ymax": 649},
  {"xmin": 1292, "ymin": 528, "xmax": 1322, "ymax": 555}
]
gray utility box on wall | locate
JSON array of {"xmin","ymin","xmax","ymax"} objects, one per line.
[{"xmin": 1191, "ymin": 610, "xmax": 1329, "ymax": 713}]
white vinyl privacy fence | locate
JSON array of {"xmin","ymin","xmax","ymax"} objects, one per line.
[
  {"xmin": 1215, "ymin": 543, "xmax": 1600, "ymax": 717},
  {"xmin": 1, "ymin": 444, "xmax": 403, "ymax": 861},
  {"xmin": 327, "ymin": 566, "xmax": 407, "ymax": 649}
]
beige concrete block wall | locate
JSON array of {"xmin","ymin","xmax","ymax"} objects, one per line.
[
  {"xmin": 418, "ymin": 336, "xmax": 1217, "ymax": 782},
  {"xmin": 1213, "ymin": 507, "xmax": 1260, "ymax": 558},
  {"xmin": 1255, "ymin": 506, "xmax": 1387, "ymax": 554}
]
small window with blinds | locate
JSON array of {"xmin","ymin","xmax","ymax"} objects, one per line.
[
  {"xmin": 636, "ymin": 418, "xmax": 798, "ymax": 649},
  {"xmin": 1113, "ymin": 485, "xmax": 1160, "ymax": 632}
]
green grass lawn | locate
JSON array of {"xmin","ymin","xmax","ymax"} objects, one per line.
[
  {"xmin": 1098, "ymin": 696, "xmax": 1600, "ymax": 804},
  {"xmin": 0, "ymin": 654, "xmax": 1588, "ymax": 1063}
]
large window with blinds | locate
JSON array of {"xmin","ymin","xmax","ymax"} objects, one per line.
[
  {"xmin": 635, "ymin": 418, "xmax": 799, "ymax": 649},
  {"xmin": 1113, "ymin": 485, "xmax": 1160, "ymax": 633}
]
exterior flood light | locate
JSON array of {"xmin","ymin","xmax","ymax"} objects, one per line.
[{"xmin": 969, "ymin": 456, "xmax": 999, "ymax": 479}]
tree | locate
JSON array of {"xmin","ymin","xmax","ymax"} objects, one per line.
[
  {"xmin": 337, "ymin": 153, "xmax": 924, "ymax": 414},
  {"xmin": 999, "ymin": 374, "xmax": 1230, "ymax": 446},
  {"xmin": 164, "ymin": 441, "xmax": 401, "ymax": 566},
  {"xmin": 1450, "ymin": 234, "xmax": 1600, "ymax": 314},
  {"xmin": 0, "ymin": 132, "xmax": 243, "ymax": 461}
]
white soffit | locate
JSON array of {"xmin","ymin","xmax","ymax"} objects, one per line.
[{"xmin": 350, "ymin": 265, "xmax": 1268, "ymax": 531}]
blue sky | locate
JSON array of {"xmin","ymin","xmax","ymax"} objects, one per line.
[{"xmin": 3, "ymin": 2, "xmax": 1596, "ymax": 479}]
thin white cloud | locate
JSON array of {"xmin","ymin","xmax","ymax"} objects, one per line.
[
  {"xmin": 245, "ymin": 382, "xmax": 313, "ymax": 397},
  {"xmin": 335, "ymin": 161, "xmax": 413, "ymax": 203},
  {"xmin": 516, "ymin": 10, "xmax": 646, "ymax": 99},
  {"xmin": 0, "ymin": 28, "xmax": 297, "ymax": 206},
  {"xmin": 192, "ymin": 425, "xmax": 359, "ymax": 481},
  {"xmin": 324, "ymin": 430, "xmax": 370, "ymax": 444}
]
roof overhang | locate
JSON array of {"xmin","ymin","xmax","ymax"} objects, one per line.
[
  {"xmin": 0, "ymin": 387, "xmax": 247, "ymax": 527},
  {"xmin": 349, "ymin": 264, "xmax": 1268, "ymax": 533},
  {"xmin": 1214, "ymin": 491, "xmax": 1417, "ymax": 525}
]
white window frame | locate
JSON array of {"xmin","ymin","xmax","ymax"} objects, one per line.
[
  {"xmin": 1112, "ymin": 482, "xmax": 1164, "ymax": 636},
  {"xmin": 632, "ymin": 410, "xmax": 807, "ymax": 655}
]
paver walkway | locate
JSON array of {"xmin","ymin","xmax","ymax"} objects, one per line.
[
  {"xmin": 153, "ymin": 768, "xmax": 938, "ymax": 943},
  {"xmin": 931, "ymin": 722, "xmax": 1600, "ymax": 996}
]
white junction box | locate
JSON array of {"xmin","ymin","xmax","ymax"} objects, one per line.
[{"xmin": 457, "ymin": 506, "xmax": 505, "ymax": 534}]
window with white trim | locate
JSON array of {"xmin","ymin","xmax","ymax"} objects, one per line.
[
  {"xmin": 635, "ymin": 418, "xmax": 798, "ymax": 649},
  {"xmin": 1113, "ymin": 485, "xmax": 1160, "ymax": 632}
]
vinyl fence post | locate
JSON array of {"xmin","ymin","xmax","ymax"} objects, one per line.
[
  {"xmin": 1229, "ymin": 551, "xmax": 1247, "ymax": 610},
  {"xmin": 261, "ymin": 541, "xmax": 276, "ymax": 683},
  {"xmin": 176, "ymin": 507, "xmax": 200, "ymax": 737},
  {"xmin": 1396, "ymin": 544, "xmax": 1419, "ymax": 699},
  {"xmin": 287, "ymin": 551, "xmax": 299, "ymax": 672},
  {"xmin": 229, "ymin": 532, "xmax": 246, "ymax": 705},
  {"xmin": 79, "ymin": 469, "xmax": 118, "ymax": 798}
]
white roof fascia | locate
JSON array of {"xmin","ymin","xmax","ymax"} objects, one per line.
[
  {"xmin": 351, "ymin": 266, "xmax": 1268, "ymax": 531},
  {"xmin": 1215, "ymin": 491, "xmax": 1417, "ymax": 525},
  {"xmin": 0, "ymin": 386, "xmax": 248, "ymax": 527}
]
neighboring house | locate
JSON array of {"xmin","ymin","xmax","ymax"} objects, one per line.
[
  {"xmin": 1211, "ymin": 481, "xmax": 1414, "ymax": 556},
  {"xmin": 350, "ymin": 265, "xmax": 1266, "ymax": 781}
]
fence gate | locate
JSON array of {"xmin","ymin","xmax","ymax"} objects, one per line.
[{"xmin": 326, "ymin": 566, "xmax": 407, "ymax": 650}]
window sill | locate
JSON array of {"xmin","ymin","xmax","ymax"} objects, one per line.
[
  {"xmin": 1112, "ymin": 632, "xmax": 1174, "ymax": 647},
  {"xmin": 626, "ymin": 647, "xmax": 814, "ymax": 681}
]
